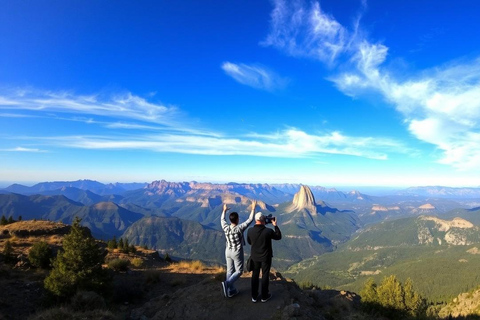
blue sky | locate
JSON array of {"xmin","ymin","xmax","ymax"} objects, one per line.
[{"xmin": 1, "ymin": 0, "xmax": 480, "ymax": 188}]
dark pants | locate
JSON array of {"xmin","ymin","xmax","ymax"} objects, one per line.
[{"xmin": 251, "ymin": 258, "xmax": 272, "ymax": 300}]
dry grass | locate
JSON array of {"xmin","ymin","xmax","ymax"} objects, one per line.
[
  {"xmin": 166, "ymin": 260, "xmax": 226, "ymax": 276},
  {"xmin": 169, "ymin": 260, "xmax": 206, "ymax": 273}
]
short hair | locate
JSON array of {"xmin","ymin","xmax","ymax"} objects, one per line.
[{"xmin": 229, "ymin": 212, "xmax": 239, "ymax": 224}]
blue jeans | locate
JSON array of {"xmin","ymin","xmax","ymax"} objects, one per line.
[{"xmin": 225, "ymin": 247, "xmax": 244, "ymax": 293}]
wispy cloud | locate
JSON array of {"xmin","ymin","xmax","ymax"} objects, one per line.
[
  {"xmin": 0, "ymin": 86, "xmax": 405, "ymax": 161},
  {"xmin": 264, "ymin": 0, "xmax": 480, "ymax": 170},
  {"xmin": 221, "ymin": 62, "xmax": 287, "ymax": 91},
  {"xmin": 0, "ymin": 89, "xmax": 181, "ymax": 126},
  {"xmin": 1, "ymin": 147, "xmax": 47, "ymax": 152},
  {"xmin": 262, "ymin": 0, "xmax": 352, "ymax": 65},
  {"xmin": 31, "ymin": 127, "xmax": 405, "ymax": 160}
]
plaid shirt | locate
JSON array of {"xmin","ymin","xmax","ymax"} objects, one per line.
[{"xmin": 221, "ymin": 212, "xmax": 254, "ymax": 251}]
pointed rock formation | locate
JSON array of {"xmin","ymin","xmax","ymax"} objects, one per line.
[{"xmin": 287, "ymin": 185, "xmax": 317, "ymax": 214}]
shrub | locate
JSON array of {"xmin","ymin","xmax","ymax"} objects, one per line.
[
  {"xmin": 108, "ymin": 258, "xmax": 130, "ymax": 272},
  {"xmin": 164, "ymin": 252, "xmax": 172, "ymax": 262},
  {"xmin": 2, "ymin": 240, "xmax": 14, "ymax": 263},
  {"xmin": 44, "ymin": 217, "xmax": 112, "ymax": 299},
  {"xmin": 28, "ymin": 241, "xmax": 53, "ymax": 269},
  {"xmin": 131, "ymin": 257, "xmax": 143, "ymax": 268}
]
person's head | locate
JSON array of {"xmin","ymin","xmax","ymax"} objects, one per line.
[
  {"xmin": 229, "ymin": 212, "xmax": 239, "ymax": 225},
  {"xmin": 255, "ymin": 212, "xmax": 265, "ymax": 225}
]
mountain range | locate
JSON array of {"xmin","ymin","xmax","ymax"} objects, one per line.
[
  {"xmin": 285, "ymin": 215, "xmax": 480, "ymax": 302},
  {"xmin": 4, "ymin": 178, "xmax": 480, "ymax": 289}
]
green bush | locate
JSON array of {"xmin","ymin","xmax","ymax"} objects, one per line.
[
  {"xmin": 131, "ymin": 257, "xmax": 143, "ymax": 268},
  {"xmin": 28, "ymin": 241, "xmax": 53, "ymax": 269},
  {"xmin": 107, "ymin": 258, "xmax": 130, "ymax": 272},
  {"xmin": 2, "ymin": 240, "xmax": 14, "ymax": 263}
]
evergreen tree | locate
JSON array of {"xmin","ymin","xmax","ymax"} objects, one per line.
[
  {"xmin": 7, "ymin": 216, "xmax": 14, "ymax": 224},
  {"xmin": 28, "ymin": 241, "xmax": 53, "ymax": 269},
  {"xmin": 107, "ymin": 236, "xmax": 117, "ymax": 250},
  {"xmin": 360, "ymin": 278, "xmax": 378, "ymax": 304},
  {"xmin": 118, "ymin": 238, "xmax": 124, "ymax": 251},
  {"xmin": 124, "ymin": 238, "xmax": 129, "ymax": 253},
  {"xmin": 129, "ymin": 244, "xmax": 136, "ymax": 253},
  {"xmin": 142, "ymin": 244, "xmax": 148, "ymax": 250},
  {"xmin": 377, "ymin": 275, "xmax": 404, "ymax": 310},
  {"xmin": 403, "ymin": 278, "xmax": 426, "ymax": 317},
  {"xmin": 0, "ymin": 215, "xmax": 7, "ymax": 226},
  {"xmin": 44, "ymin": 217, "xmax": 111, "ymax": 299},
  {"xmin": 18, "ymin": 215, "xmax": 22, "ymax": 221}
]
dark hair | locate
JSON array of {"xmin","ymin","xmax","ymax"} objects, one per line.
[{"xmin": 229, "ymin": 212, "xmax": 239, "ymax": 224}]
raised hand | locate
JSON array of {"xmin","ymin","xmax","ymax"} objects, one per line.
[{"xmin": 223, "ymin": 203, "xmax": 230, "ymax": 212}]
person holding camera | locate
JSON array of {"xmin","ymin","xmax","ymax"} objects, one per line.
[
  {"xmin": 247, "ymin": 212, "xmax": 282, "ymax": 303},
  {"xmin": 221, "ymin": 200, "xmax": 256, "ymax": 298}
]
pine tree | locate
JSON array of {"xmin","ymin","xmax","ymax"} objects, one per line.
[
  {"xmin": 118, "ymin": 238, "xmax": 124, "ymax": 251},
  {"xmin": 377, "ymin": 275, "xmax": 404, "ymax": 310},
  {"xmin": 107, "ymin": 236, "xmax": 117, "ymax": 250},
  {"xmin": 403, "ymin": 278, "xmax": 426, "ymax": 317},
  {"xmin": 7, "ymin": 216, "xmax": 14, "ymax": 224},
  {"xmin": 129, "ymin": 244, "xmax": 136, "ymax": 253},
  {"xmin": 142, "ymin": 244, "xmax": 148, "ymax": 250},
  {"xmin": 18, "ymin": 215, "xmax": 22, "ymax": 221},
  {"xmin": 44, "ymin": 217, "xmax": 111, "ymax": 299},
  {"xmin": 0, "ymin": 215, "xmax": 7, "ymax": 226},
  {"xmin": 360, "ymin": 278, "xmax": 378, "ymax": 304},
  {"xmin": 124, "ymin": 238, "xmax": 129, "ymax": 253},
  {"xmin": 28, "ymin": 241, "xmax": 53, "ymax": 269}
]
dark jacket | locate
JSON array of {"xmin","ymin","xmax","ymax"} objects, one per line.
[{"xmin": 247, "ymin": 224, "xmax": 282, "ymax": 262}]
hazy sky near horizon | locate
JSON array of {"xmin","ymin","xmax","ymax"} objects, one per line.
[{"xmin": 1, "ymin": 0, "xmax": 480, "ymax": 187}]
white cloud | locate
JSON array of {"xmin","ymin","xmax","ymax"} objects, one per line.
[
  {"xmin": 262, "ymin": 0, "xmax": 348, "ymax": 65},
  {"xmin": 264, "ymin": 0, "xmax": 480, "ymax": 170},
  {"xmin": 221, "ymin": 62, "xmax": 287, "ymax": 91},
  {"xmin": 36, "ymin": 127, "xmax": 405, "ymax": 160},
  {"xmin": 1, "ymin": 147, "xmax": 46, "ymax": 152},
  {"xmin": 0, "ymin": 89, "xmax": 181, "ymax": 126}
]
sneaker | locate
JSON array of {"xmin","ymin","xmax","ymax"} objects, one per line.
[
  {"xmin": 221, "ymin": 281, "xmax": 228, "ymax": 298},
  {"xmin": 251, "ymin": 297, "xmax": 258, "ymax": 303},
  {"xmin": 228, "ymin": 288, "xmax": 239, "ymax": 297},
  {"xmin": 261, "ymin": 293, "xmax": 272, "ymax": 303}
]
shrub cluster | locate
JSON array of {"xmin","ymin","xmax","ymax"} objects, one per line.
[
  {"xmin": 107, "ymin": 258, "xmax": 130, "ymax": 272},
  {"xmin": 360, "ymin": 275, "xmax": 427, "ymax": 319}
]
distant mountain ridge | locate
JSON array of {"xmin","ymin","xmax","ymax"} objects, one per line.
[
  {"xmin": 0, "ymin": 193, "xmax": 143, "ymax": 239},
  {"xmin": 397, "ymin": 186, "xmax": 480, "ymax": 199},
  {"xmin": 3, "ymin": 179, "xmax": 147, "ymax": 196},
  {"xmin": 272, "ymin": 183, "xmax": 374, "ymax": 203}
]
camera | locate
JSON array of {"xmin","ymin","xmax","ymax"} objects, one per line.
[{"xmin": 264, "ymin": 214, "xmax": 276, "ymax": 224}]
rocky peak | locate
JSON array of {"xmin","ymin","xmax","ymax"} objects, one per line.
[{"xmin": 287, "ymin": 185, "xmax": 317, "ymax": 214}]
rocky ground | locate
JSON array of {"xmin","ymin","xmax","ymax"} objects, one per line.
[{"xmin": 129, "ymin": 269, "xmax": 363, "ymax": 320}]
